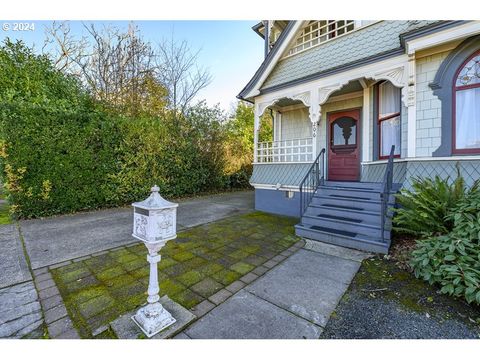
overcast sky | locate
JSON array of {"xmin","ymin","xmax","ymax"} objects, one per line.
[{"xmin": 0, "ymin": 20, "xmax": 264, "ymax": 113}]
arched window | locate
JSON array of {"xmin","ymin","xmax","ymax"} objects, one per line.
[{"xmin": 453, "ymin": 50, "xmax": 480, "ymax": 154}]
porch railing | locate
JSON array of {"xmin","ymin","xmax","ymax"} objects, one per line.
[
  {"xmin": 380, "ymin": 145, "xmax": 395, "ymax": 243},
  {"xmin": 256, "ymin": 137, "xmax": 313, "ymax": 163},
  {"xmin": 299, "ymin": 148, "xmax": 326, "ymax": 217}
]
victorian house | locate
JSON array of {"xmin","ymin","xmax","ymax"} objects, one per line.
[{"xmin": 238, "ymin": 20, "xmax": 480, "ymax": 253}]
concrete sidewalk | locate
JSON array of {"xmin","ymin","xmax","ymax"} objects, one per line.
[
  {"xmin": 20, "ymin": 191, "xmax": 254, "ymax": 269},
  {"xmin": 180, "ymin": 241, "xmax": 368, "ymax": 339}
]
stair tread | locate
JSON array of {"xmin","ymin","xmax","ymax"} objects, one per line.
[
  {"xmin": 309, "ymin": 225, "xmax": 357, "ymax": 237},
  {"xmin": 314, "ymin": 195, "xmax": 395, "ymax": 206},
  {"xmin": 328, "ymin": 194, "xmax": 371, "ymax": 201},
  {"xmin": 308, "ymin": 204, "xmax": 381, "ymax": 216},
  {"xmin": 315, "ymin": 213, "xmax": 363, "ymax": 223},
  {"xmin": 295, "ymin": 224, "xmax": 387, "ymax": 244},
  {"xmin": 318, "ymin": 185, "xmax": 397, "ymax": 195},
  {"xmin": 302, "ymin": 214, "xmax": 386, "ymax": 230}
]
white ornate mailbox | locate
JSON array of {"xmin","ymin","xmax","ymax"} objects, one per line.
[{"xmin": 131, "ymin": 185, "xmax": 179, "ymax": 337}]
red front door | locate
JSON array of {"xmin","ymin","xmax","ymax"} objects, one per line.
[{"xmin": 328, "ymin": 109, "xmax": 361, "ymax": 181}]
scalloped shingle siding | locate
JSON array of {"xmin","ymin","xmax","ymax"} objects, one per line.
[{"xmin": 261, "ymin": 21, "xmax": 440, "ymax": 90}]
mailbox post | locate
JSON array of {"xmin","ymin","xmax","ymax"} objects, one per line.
[{"xmin": 131, "ymin": 185, "xmax": 179, "ymax": 337}]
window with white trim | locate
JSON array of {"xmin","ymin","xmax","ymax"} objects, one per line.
[
  {"xmin": 377, "ymin": 81, "xmax": 401, "ymax": 159},
  {"xmin": 453, "ymin": 49, "xmax": 480, "ymax": 153},
  {"xmin": 286, "ymin": 20, "xmax": 355, "ymax": 57}
]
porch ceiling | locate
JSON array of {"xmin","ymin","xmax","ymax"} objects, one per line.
[
  {"xmin": 329, "ymin": 80, "xmax": 364, "ymax": 97},
  {"xmin": 271, "ymin": 98, "xmax": 304, "ymax": 108}
]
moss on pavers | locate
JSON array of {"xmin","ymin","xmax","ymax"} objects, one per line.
[
  {"xmin": 211, "ymin": 269, "xmax": 242, "ymax": 286},
  {"xmin": 109, "ymin": 252, "xmax": 139, "ymax": 264},
  {"xmin": 190, "ymin": 278, "xmax": 223, "ymax": 298},
  {"xmin": 51, "ymin": 211, "xmax": 301, "ymax": 338},
  {"xmin": 96, "ymin": 267, "xmax": 126, "ymax": 282},
  {"xmin": 171, "ymin": 288, "xmax": 204, "ymax": 309},
  {"xmin": 175, "ymin": 270, "xmax": 203, "ymax": 287},
  {"xmin": 77, "ymin": 294, "xmax": 115, "ymax": 319},
  {"xmin": 104, "ymin": 274, "xmax": 136, "ymax": 289},
  {"xmin": 121, "ymin": 258, "xmax": 146, "ymax": 273},
  {"xmin": 55, "ymin": 267, "xmax": 92, "ymax": 284},
  {"xmin": 197, "ymin": 262, "xmax": 224, "ymax": 276},
  {"xmin": 69, "ymin": 287, "xmax": 111, "ymax": 305},
  {"xmin": 159, "ymin": 279, "xmax": 185, "ymax": 296},
  {"xmin": 157, "ymin": 257, "xmax": 177, "ymax": 271},
  {"xmin": 230, "ymin": 262, "xmax": 255, "ymax": 275},
  {"xmin": 229, "ymin": 249, "xmax": 251, "ymax": 260},
  {"xmin": 63, "ymin": 275, "xmax": 100, "ymax": 293},
  {"xmin": 171, "ymin": 251, "xmax": 195, "ymax": 262}
]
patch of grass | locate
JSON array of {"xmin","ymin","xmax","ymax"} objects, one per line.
[{"xmin": 0, "ymin": 202, "xmax": 11, "ymax": 225}]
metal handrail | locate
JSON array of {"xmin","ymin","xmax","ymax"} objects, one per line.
[
  {"xmin": 380, "ymin": 145, "xmax": 395, "ymax": 243},
  {"xmin": 299, "ymin": 148, "xmax": 326, "ymax": 218}
]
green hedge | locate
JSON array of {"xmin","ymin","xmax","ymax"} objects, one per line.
[{"xmin": 0, "ymin": 40, "xmax": 251, "ymax": 218}]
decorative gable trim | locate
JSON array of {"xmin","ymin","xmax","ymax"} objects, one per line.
[{"xmin": 237, "ymin": 21, "xmax": 304, "ymax": 101}]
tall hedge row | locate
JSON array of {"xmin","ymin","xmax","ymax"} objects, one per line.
[{"xmin": 0, "ymin": 40, "xmax": 250, "ymax": 218}]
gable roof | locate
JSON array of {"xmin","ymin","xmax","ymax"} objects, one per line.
[
  {"xmin": 238, "ymin": 20, "xmax": 464, "ymax": 102},
  {"xmin": 237, "ymin": 21, "xmax": 301, "ymax": 102}
]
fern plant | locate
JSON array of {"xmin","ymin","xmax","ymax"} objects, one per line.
[
  {"xmin": 410, "ymin": 184, "xmax": 480, "ymax": 305},
  {"xmin": 393, "ymin": 173, "xmax": 466, "ymax": 237}
]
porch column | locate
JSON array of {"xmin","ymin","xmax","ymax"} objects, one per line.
[
  {"xmin": 406, "ymin": 53, "xmax": 417, "ymax": 158},
  {"xmin": 254, "ymin": 104, "xmax": 260, "ymax": 163},
  {"xmin": 309, "ymin": 90, "xmax": 320, "ymax": 160},
  {"xmin": 362, "ymin": 85, "xmax": 371, "ymax": 162},
  {"xmin": 273, "ymin": 110, "xmax": 282, "ymax": 142}
]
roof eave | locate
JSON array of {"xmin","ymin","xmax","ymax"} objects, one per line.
[{"xmin": 237, "ymin": 21, "xmax": 299, "ymax": 101}]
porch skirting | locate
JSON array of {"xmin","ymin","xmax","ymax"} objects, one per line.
[
  {"xmin": 255, "ymin": 188, "xmax": 300, "ymax": 218},
  {"xmin": 361, "ymin": 158, "xmax": 480, "ymax": 189}
]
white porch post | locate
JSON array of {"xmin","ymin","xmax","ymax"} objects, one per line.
[
  {"xmin": 309, "ymin": 90, "xmax": 320, "ymax": 160},
  {"xmin": 406, "ymin": 53, "xmax": 417, "ymax": 158},
  {"xmin": 362, "ymin": 85, "xmax": 371, "ymax": 162},
  {"xmin": 277, "ymin": 112, "xmax": 282, "ymax": 142},
  {"xmin": 254, "ymin": 104, "xmax": 260, "ymax": 163}
]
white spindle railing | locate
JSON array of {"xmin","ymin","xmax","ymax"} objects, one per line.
[{"xmin": 256, "ymin": 138, "xmax": 313, "ymax": 163}]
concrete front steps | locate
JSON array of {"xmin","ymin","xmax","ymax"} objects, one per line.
[{"xmin": 295, "ymin": 181, "xmax": 400, "ymax": 254}]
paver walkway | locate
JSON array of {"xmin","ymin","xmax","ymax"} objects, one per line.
[
  {"xmin": 20, "ymin": 191, "xmax": 254, "ymax": 269},
  {"xmin": 0, "ymin": 190, "xmax": 254, "ymax": 338},
  {"xmin": 181, "ymin": 241, "xmax": 368, "ymax": 339}
]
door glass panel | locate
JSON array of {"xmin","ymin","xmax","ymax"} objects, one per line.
[{"xmin": 332, "ymin": 117, "xmax": 356, "ymax": 146}]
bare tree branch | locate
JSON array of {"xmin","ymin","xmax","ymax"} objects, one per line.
[{"xmin": 156, "ymin": 33, "xmax": 212, "ymax": 113}]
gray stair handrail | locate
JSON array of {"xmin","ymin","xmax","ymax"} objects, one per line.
[
  {"xmin": 299, "ymin": 148, "xmax": 326, "ymax": 218},
  {"xmin": 380, "ymin": 145, "xmax": 395, "ymax": 243}
]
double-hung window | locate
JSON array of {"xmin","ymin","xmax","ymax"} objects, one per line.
[
  {"xmin": 377, "ymin": 81, "xmax": 401, "ymax": 159},
  {"xmin": 453, "ymin": 50, "xmax": 480, "ymax": 154}
]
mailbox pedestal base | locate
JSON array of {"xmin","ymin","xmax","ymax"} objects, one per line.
[{"xmin": 132, "ymin": 302, "xmax": 176, "ymax": 338}]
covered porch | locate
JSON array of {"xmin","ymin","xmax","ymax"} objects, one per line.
[{"xmin": 251, "ymin": 67, "xmax": 411, "ymax": 188}]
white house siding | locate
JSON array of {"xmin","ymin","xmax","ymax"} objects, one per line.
[
  {"xmin": 280, "ymin": 107, "xmax": 311, "ymax": 140},
  {"xmin": 415, "ymin": 50, "xmax": 452, "ymax": 157}
]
